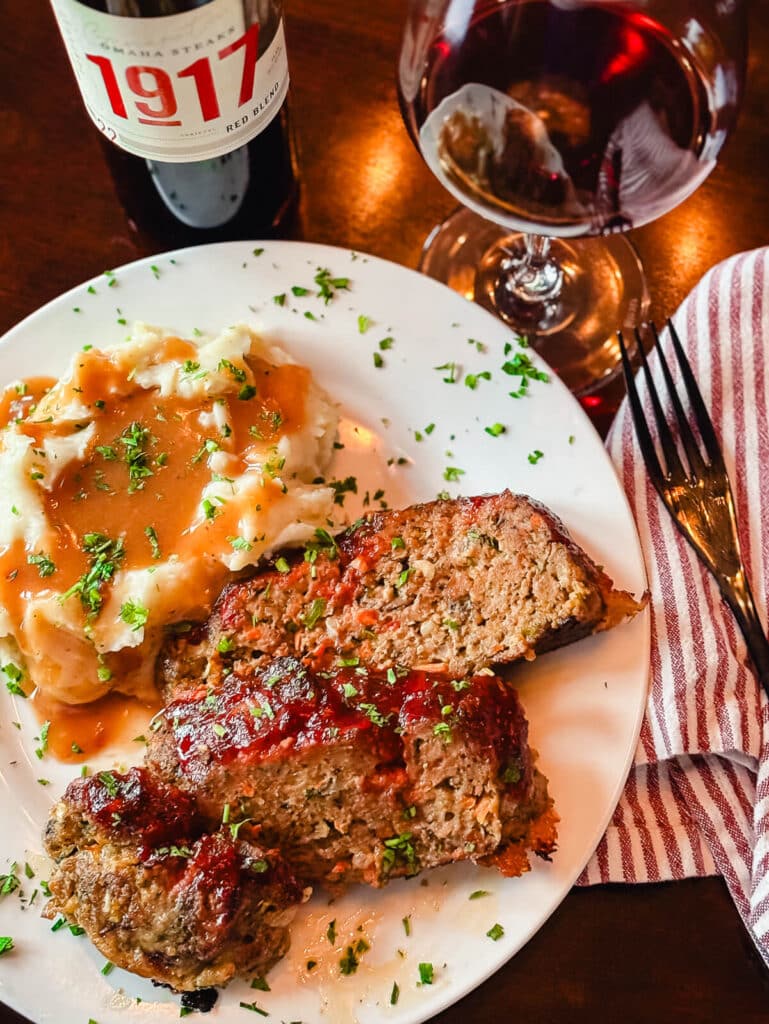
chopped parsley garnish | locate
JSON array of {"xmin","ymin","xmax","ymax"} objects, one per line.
[
  {"xmin": 487, "ymin": 922, "xmax": 505, "ymax": 941},
  {"xmin": 391, "ymin": 536, "xmax": 405, "ymax": 550},
  {"xmin": 274, "ymin": 556, "xmax": 290, "ymax": 574},
  {"xmin": 2, "ymin": 662, "xmax": 26, "ymax": 697},
  {"xmin": 390, "ymin": 981, "xmax": 400, "ymax": 1005},
  {"xmin": 228, "ymin": 536, "xmax": 253, "ymax": 552},
  {"xmin": 27, "ymin": 552, "xmax": 56, "ymax": 577},
  {"xmin": 379, "ymin": 336, "xmax": 394, "ymax": 350},
  {"xmin": 120, "ymin": 599, "xmax": 149, "ymax": 631},
  {"xmin": 191, "ymin": 437, "xmax": 221, "ymax": 463},
  {"xmin": 300, "ymin": 598, "xmax": 326, "ymax": 629},
  {"xmin": 35, "ymin": 721, "xmax": 50, "ymax": 759},
  {"xmin": 340, "ymin": 938, "xmax": 369, "ymax": 975},
  {"xmin": 418, "ymin": 962, "xmax": 434, "ymax": 985},
  {"xmin": 358, "ymin": 314, "xmax": 372, "ymax": 334},
  {"xmin": 101, "ymin": 961, "xmax": 114, "ymax": 976},
  {"xmin": 337, "ymin": 656, "xmax": 359, "ymax": 668},
  {"xmin": 217, "ymin": 635, "xmax": 235, "ymax": 654},
  {"xmin": 238, "ymin": 1001, "xmax": 268, "ymax": 1015},
  {"xmin": 239, "ymin": 384, "xmax": 257, "ymax": 401},
  {"xmin": 329, "ymin": 475, "xmax": 358, "ymax": 505},
  {"xmin": 144, "ymin": 525, "xmax": 161, "ymax": 559},
  {"xmin": 433, "ymin": 721, "xmax": 452, "ymax": 742},
  {"xmin": 382, "ymin": 832, "xmax": 417, "ymax": 876},
  {"xmin": 402, "ymin": 915, "xmax": 412, "ymax": 936},
  {"xmin": 425, "ymin": 423, "xmax": 435, "ymax": 435},
  {"xmin": 485, "ymin": 422, "xmax": 506, "ymax": 437},
  {"xmin": 342, "ymin": 682, "xmax": 358, "ymax": 699},
  {"xmin": 212, "ymin": 723, "xmax": 226, "ymax": 738},
  {"xmin": 469, "ymin": 889, "xmax": 490, "ymax": 900},
  {"xmin": 443, "ymin": 466, "xmax": 465, "ymax": 482},
  {"xmin": 326, "ymin": 919, "xmax": 337, "ymax": 944},
  {"xmin": 292, "ymin": 285, "xmax": 310, "ymax": 296},
  {"xmin": 0, "ymin": 866, "xmax": 20, "ymax": 897},
  {"xmin": 503, "ymin": 352, "xmax": 549, "ymax": 398},
  {"xmin": 98, "ymin": 771, "xmax": 119, "ymax": 797},
  {"xmin": 465, "ymin": 371, "xmax": 491, "ymax": 390},
  {"xmin": 528, "ymin": 449, "xmax": 544, "ymax": 464},
  {"xmin": 396, "ymin": 568, "xmax": 411, "ymax": 588},
  {"xmin": 434, "ymin": 361, "xmax": 457, "ymax": 383},
  {"xmin": 360, "ymin": 703, "xmax": 391, "ymax": 728},
  {"xmin": 95, "ymin": 444, "xmax": 117, "ymax": 460},
  {"xmin": 273, "ymin": 292, "xmax": 287, "ymax": 306},
  {"xmin": 314, "ymin": 267, "xmax": 350, "ymax": 304},
  {"xmin": 373, "ymin": 351, "xmax": 384, "ymax": 368},
  {"xmin": 304, "ymin": 310, "xmax": 318, "ymax": 321},
  {"xmin": 252, "ymin": 247, "xmax": 264, "ymax": 257},
  {"xmin": 0, "ymin": 937, "xmax": 13, "ymax": 956},
  {"xmin": 218, "ymin": 358, "xmax": 247, "ymax": 383},
  {"xmin": 202, "ymin": 497, "xmax": 222, "ymax": 520}
]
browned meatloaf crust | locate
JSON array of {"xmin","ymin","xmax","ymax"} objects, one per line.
[
  {"xmin": 159, "ymin": 490, "xmax": 643, "ymax": 695},
  {"xmin": 146, "ymin": 656, "xmax": 558, "ymax": 888},
  {"xmin": 43, "ymin": 767, "xmax": 307, "ymax": 992}
]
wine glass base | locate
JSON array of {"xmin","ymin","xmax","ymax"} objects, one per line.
[{"xmin": 419, "ymin": 207, "xmax": 649, "ymax": 396}]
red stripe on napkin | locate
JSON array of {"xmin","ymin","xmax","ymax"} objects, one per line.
[{"xmin": 578, "ymin": 247, "xmax": 769, "ymax": 967}]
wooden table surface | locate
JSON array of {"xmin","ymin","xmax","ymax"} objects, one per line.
[{"xmin": 2, "ymin": 1, "xmax": 769, "ymax": 1021}]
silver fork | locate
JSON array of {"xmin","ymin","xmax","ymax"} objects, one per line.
[{"xmin": 617, "ymin": 319, "xmax": 769, "ymax": 691}]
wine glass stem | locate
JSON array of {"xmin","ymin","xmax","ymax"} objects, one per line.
[{"xmin": 503, "ymin": 234, "xmax": 564, "ymax": 306}]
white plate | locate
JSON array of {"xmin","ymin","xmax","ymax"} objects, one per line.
[{"xmin": 0, "ymin": 241, "xmax": 649, "ymax": 1024}]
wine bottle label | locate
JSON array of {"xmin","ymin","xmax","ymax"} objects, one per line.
[{"xmin": 50, "ymin": 0, "xmax": 289, "ymax": 162}]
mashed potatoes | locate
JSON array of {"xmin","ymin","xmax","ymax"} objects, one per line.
[{"xmin": 0, "ymin": 323, "xmax": 338, "ymax": 705}]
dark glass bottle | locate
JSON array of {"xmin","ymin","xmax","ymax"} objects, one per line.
[{"xmin": 50, "ymin": 0, "xmax": 299, "ymax": 247}]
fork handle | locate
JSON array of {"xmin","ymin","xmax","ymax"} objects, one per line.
[{"xmin": 720, "ymin": 570, "xmax": 769, "ymax": 694}]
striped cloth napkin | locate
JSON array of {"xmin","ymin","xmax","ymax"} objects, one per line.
[{"xmin": 577, "ymin": 246, "xmax": 769, "ymax": 967}]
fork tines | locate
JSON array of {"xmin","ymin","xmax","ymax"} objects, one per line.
[{"xmin": 617, "ymin": 319, "xmax": 724, "ymax": 487}]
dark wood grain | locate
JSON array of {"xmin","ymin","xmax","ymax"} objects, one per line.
[{"xmin": 1, "ymin": 1, "xmax": 769, "ymax": 1021}]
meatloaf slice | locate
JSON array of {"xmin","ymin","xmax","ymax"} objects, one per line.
[
  {"xmin": 146, "ymin": 656, "xmax": 558, "ymax": 888},
  {"xmin": 43, "ymin": 767, "xmax": 307, "ymax": 992},
  {"xmin": 159, "ymin": 490, "xmax": 642, "ymax": 694}
]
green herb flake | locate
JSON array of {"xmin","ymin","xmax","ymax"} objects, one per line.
[
  {"xmin": 238, "ymin": 1001, "xmax": 268, "ymax": 1016},
  {"xmin": 358, "ymin": 314, "xmax": 372, "ymax": 334},
  {"xmin": 212, "ymin": 723, "xmax": 226, "ymax": 738},
  {"xmin": 418, "ymin": 962, "xmax": 434, "ymax": 985},
  {"xmin": 27, "ymin": 552, "xmax": 56, "ymax": 578},
  {"xmin": 487, "ymin": 922, "xmax": 505, "ymax": 941},
  {"xmin": 390, "ymin": 981, "xmax": 400, "ymax": 1005},
  {"xmin": 35, "ymin": 721, "xmax": 50, "ymax": 759},
  {"xmin": 326, "ymin": 919, "xmax": 337, "ymax": 944},
  {"xmin": 144, "ymin": 525, "xmax": 161, "ymax": 559},
  {"xmin": 465, "ymin": 371, "xmax": 491, "ymax": 390},
  {"xmin": 0, "ymin": 937, "xmax": 13, "ymax": 956},
  {"xmin": 469, "ymin": 889, "xmax": 490, "ymax": 900},
  {"xmin": 300, "ymin": 598, "xmax": 326, "ymax": 629},
  {"xmin": 274, "ymin": 556, "xmax": 290, "ymax": 574},
  {"xmin": 251, "ymin": 976, "xmax": 270, "ymax": 992},
  {"xmin": 100, "ymin": 961, "xmax": 114, "ymax": 976},
  {"xmin": 484, "ymin": 422, "xmax": 506, "ymax": 437},
  {"xmin": 391, "ymin": 536, "xmax": 405, "ymax": 550},
  {"xmin": 273, "ymin": 293, "xmax": 287, "ymax": 306},
  {"xmin": 528, "ymin": 449, "xmax": 544, "ymax": 465},
  {"xmin": 228, "ymin": 535, "xmax": 253, "ymax": 552},
  {"xmin": 291, "ymin": 285, "xmax": 310, "ymax": 296},
  {"xmin": 120, "ymin": 599, "xmax": 149, "ymax": 631},
  {"xmin": 434, "ymin": 361, "xmax": 457, "ymax": 383},
  {"xmin": 443, "ymin": 466, "xmax": 465, "ymax": 482},
  {"xmin": 342, "ymin": 682, "xmax": 358, "ymax": 699},
  {"xmin": 2, "ymin": 662, "xmax": 26, "ymax": 697},
  {"xmin": 379, "ymin": 336, "xmax": 394, "ymax": 350},
  {"xmin": 373, "ymin": 351, "xmax": 384, "ymax": 369}
]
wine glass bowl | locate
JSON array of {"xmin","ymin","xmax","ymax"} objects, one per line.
[{"xmin": 398, "ymin": 0, "xmax": 746, "ymax": 395}]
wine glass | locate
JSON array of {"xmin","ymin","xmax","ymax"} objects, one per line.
[{"xmin": 398, "ymin": 0, "xmax": 746, "ymax": 396}]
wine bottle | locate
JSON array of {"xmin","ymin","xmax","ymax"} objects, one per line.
[{"xmin": 49, "ymin": 0, "xmax": 299, "ymax": 247}]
